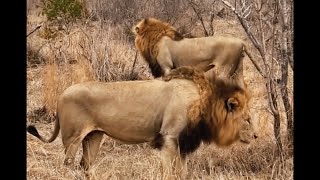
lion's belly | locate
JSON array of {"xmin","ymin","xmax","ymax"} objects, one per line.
[
  {"xmin": 93, "ymin": 100, "xmax": 165, "ymax": 143},
  {"xmin": 170, "ymin": 40, "xmax": 217, "ymax": 67},
  {"xmin": 102, "ymin": 124, "xmax": 157, "ymax": 144}
]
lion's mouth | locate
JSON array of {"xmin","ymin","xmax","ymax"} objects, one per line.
[{"xmin": 240, "ymin": 139, "xmax": 250, "ymax": 144}]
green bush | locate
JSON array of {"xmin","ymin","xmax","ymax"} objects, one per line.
[{"xmin": 42, "ymin": 0, "xmax": 83, "ymax": 22}]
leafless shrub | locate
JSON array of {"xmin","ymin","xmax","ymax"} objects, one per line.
[{"xmin": 220, "ymin": 0, "xmax": 293, "ymax": 151}]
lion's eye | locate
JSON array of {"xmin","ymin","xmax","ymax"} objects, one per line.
[{"xmin": 245, "ymin": 119, "xmax": 251, "ymax": 124}]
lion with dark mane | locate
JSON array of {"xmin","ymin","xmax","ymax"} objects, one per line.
[
  {"xmin": 27, "ymin": 67, "xmax": 257, "ymax": 179},
  {"xmin": 133, "ymin": 17, "xmax": 263, "ymax": 80}
]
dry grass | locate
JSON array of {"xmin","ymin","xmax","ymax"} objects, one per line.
[
  {"xmin": 27, "ymin": 2, "xmax": 293, "ymax": 179},
  {"xmin": 27, "ymin": 123, "xmax": 292, "ymax": 180}
]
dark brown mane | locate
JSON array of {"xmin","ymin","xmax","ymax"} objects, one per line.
[{"xmin": 178, "ymin": 119, "xmax": 212, "ymax": 156}]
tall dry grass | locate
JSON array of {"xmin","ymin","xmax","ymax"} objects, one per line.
[{"xmin": 27, "ymin": 124, "xmax": 293, "ymax": 180}]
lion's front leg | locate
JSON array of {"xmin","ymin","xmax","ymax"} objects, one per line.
[
  {"xmin": 156, "ymin": 47, "xmax": 174, "ymax": 78},
  {"xmin": 160, "ymin": 136, "xmax": 187, "ymax": 180}
]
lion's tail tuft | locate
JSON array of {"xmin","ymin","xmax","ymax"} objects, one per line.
[
  {"xmin": 27, "ymin": 125, "xmax": 41, "ymax": 138},
  {"xmin": 27, "ymin": 114, "xmax": 60, "ymax": 143}
]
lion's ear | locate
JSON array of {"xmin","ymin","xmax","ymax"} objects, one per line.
[
  {"xmin": 227, "ymin": 98, "xmax": 239, "ymax": 111},
  {"xmin": 204, "ymin": 64, "xmax": 215, "ymax": 72},
  {"xmin": 135, "ymin": 27, "xmax": 140, "ymax": 34}
]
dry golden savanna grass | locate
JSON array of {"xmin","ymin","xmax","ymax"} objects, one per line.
[{"xmin": 27, "ymin": 4, "xmax": 293, "ymax": 180}]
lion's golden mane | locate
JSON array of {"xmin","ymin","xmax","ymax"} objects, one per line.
[{"xmin": 133, "ymin": 18, "xmax": 184, "ymax": 77}]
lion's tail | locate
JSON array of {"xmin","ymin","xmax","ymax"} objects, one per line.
[
  {"xmin": 242, "ymin": 43, "xmax": 266, "ymax": 78},
  {"xmin": 27, "ymin": 113, "xmax": 60, "ymax": 143}
]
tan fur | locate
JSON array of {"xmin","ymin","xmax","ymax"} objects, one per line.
[
  {"xmin": 163, "ymin": 66, "xmax": 213, "ymax": 127},
  {"xmin": 27, "ymin": 67, "xmax": 256, "ymax": 179},
  {"xmin": 133, "ymin": 17, "xmax": 262, "ymax": 79}
]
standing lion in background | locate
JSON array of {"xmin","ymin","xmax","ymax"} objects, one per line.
[{"xmin": 132, "ymin": 17, "xmax": 263, "ymax": 80}]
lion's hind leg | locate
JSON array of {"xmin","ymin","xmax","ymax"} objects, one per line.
[
  {"xmin": 80, "ymin": 131, "xmax": 104, "ymax": 171},
  {"xmin": 62, "ymin": 129, "xmax": 90, "ymax": 167}
]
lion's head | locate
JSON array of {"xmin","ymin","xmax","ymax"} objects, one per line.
[
  {"xmin": 132, "ymin": 18, "xmax": 184, "ymax": 77},
  {"xmin": 209, "ymin": 75, "xmax": 257, "ymax": 146},
  {"xmin": 132, "ymin": 18, "xmax": 183, "ymax": 41},
  {"xmin": 164, "ymin": 67, "xmax": 257, "ymax": 148}
]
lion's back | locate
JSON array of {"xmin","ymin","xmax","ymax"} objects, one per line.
[{"xmin": 58, "ymin": 80, "xmax": 199, "ymax": 112}]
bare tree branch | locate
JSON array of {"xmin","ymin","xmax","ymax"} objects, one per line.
[
  {"xmin": 266, "ymin": 81, "xmax": 279, "ymax": 116},
  {"xmin": 220, "ymin": 0, "xmax": 260, "ymax": 50},
  {"xmin": 27, "ymin": 24, "xmax": 42, "ymax": 37},
  {"xmin": 268, "ymin": 8, "xmax": 279, "ymax": 116},
  {"xmin": 209, "ymin": 10, "xmax": 215, "ymax": 35},
  {"xmin": 187, "ymin": 0, "xmax": 209, "ymax": 37},
  {"xmin": 219, "ymin": 0, "xmax": 266, "ymax": 78},
  {"xmin": 258, "ymin": 13, "xmax": 266, "ymax": 64},
  {"xmin": 131, "ymin": 50, "xmax": 138, "ymax": 76}
]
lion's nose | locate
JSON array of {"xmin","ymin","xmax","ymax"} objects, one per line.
[{"xmin": 254, "ymin": 134, "xmax": 258, "ymax": 139}]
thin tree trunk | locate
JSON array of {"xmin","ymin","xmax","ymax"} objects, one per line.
[
  {"xmin": 281, "ymin": 80, "xmax": 293, "ymax": 142},
  {"xmin": 288, "ymin": 0, "xmax": 294, "ymax": 70},
  {"xmin": 278, "ymin": 0, "xmax": 293, "ymax": 142},
  {"xmin": 269, "ymin": 30, "xmax": 282, "ymax": 154},
  {"xmin": 270, "ymin": 79, "xmax": 283, "ymax": 154}
]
